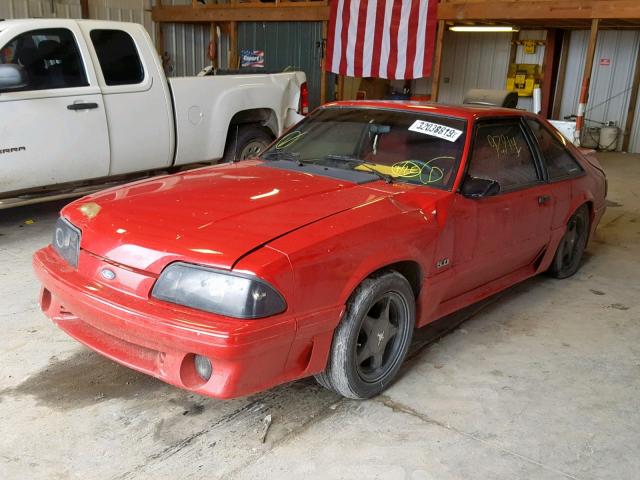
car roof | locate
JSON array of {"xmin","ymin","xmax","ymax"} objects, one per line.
[{"xmin": 322, "ymin": 100, "xmax": 532, "ymax": 121}]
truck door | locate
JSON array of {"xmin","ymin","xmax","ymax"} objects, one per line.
[
  {"xmin": 0, "ymin": 23, "xmax": 110, "ymax": 192},
  {"xmin": 79, "ymin": 23, "xmax": 174, "ymax": 175}
]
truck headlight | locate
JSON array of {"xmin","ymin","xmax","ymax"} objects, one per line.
[
  {"xmin": 52, "ymin": 217, "xmax": 81, "ymax": 268},
  {"xmin": 151, "ymin": 262, "xmax": 286, "ymax": 319}
]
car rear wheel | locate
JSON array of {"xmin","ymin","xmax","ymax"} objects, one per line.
[
  {"xmin": 548, "ymin": 204, "xmax": 590, "ymax": 279},
  {"xmin": 315, "ymin": 271, "xmax": 415, "ymax": 399},
  {"xmin": 223, "ymin": 124, "xmax": 273, "ymax": 162}
]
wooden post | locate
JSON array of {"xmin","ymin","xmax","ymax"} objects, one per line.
[
  {"xmin": 320, "ymin": 20, "xmax": 328, "ymax": 104},
  {"xmin": 575, "ymin": 18, "xmax": 599, "ymax": 146},
  {"xmin": 338, "ymin": 75, "xmax": 345, "ymax": 101},
  {"xmin": 229, "ymin": 21, "xmax": 238, "ymax": 69},
  {"xmin": 540, "ymin": 29, "xmax": 559, "ymax": 118},
  {"xmin": 431, "ymin": 20, "xmax": 445, "ymax": 102},
  {"xmin": 80, "ymin": 0, "xmax": 89, "ymax": 19},
  {"xmin": 155, "ymin": 0, "xmax": 164, "ymax": 57},
  {"xmin": 622, "ymin": 45, "xmax": 640, "ymax": 151},
  {"xmin": 552, "ymin": 30, "xmax": 571, "ymax": 119},
  {"xmin": 209, "ymin": 23, "xmax": 218, "ymax": 69}
]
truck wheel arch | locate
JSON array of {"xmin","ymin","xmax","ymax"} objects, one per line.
[{"xmin": 227, "ymin": 108, "xmax": 279, "ymax": 138}]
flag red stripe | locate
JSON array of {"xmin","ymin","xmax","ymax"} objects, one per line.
[
  {"xmin": 353, "ymin": 0, "xmax": 368, "ymax": 78},
  {"xmin": 423, "ymin": 0, "xmax": 438, "ymax": 77},
  {"xmin": 369, "ymin": 0, "xmax": 386, "ymax": 78},
  {"xmin": 339, "ymin": 0, "xmax": 351, "ymax": 75},
  {"xmin": 326, "ymin": 0, "xmax": 339, "ymax": 74},
  {"xmin": 386, "ymin": 0, "xmax": 403, "ymax": 79},
  {"xmin": 404, "ymin": 0, "xmax": 421, "ymax": 79}
]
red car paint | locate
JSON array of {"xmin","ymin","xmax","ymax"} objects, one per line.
[{"xmin": 34, "ymin": 102, "xmax": 607, "ymax": 399}]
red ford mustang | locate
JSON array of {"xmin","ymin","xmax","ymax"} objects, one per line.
[{"xmin": 34, "ymin": 101, "xmax": 607, "ymax": 399}]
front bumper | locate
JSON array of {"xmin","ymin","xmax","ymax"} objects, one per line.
[{"xmin": 33, "ymin": 246, "xmax": 300, "ymax": 399}]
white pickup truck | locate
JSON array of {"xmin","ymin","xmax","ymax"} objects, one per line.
[{"xmin": 0, "ymin": 19, "xmax": 307, "ymax": 208}]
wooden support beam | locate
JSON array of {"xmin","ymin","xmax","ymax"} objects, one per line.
[
  {"xmin": 155, "ymin": 0, "xmax": 164, "ymax": 57},
  {"xmin": 431, "ymin": 20, "xmax": 445, "ymax": 102},
  {"xmin": 320, "ymin": 20, "xmax": 328, "ymax": 105},
  {"xmin": 540, "ymin": 29, "xmax": 560, "ymax": 118},
  {"xmin": 438, "ymin": 1, "xmax": 640, "ymax": 21},
  {"xmin": 229, "ymin": 21, "xmax": 238, "ymax": 70},
  {"xmin": 152, "ymin": 5, "xmax": 330, "ymax": 23},
  {"xmin": 622, "ymin": 45, "xmax": 640, "ymax": 151},
  {"xmin": 80, "ymin": 0, "xmax": 89, "ymax": 19},
  {"xmin": 209, "ymin": 23, "xmax": 218, "ymax": 69},
  {"xmin": 552, "ymin": 30, "xmax": 571, "ymax": 119},
  {"xmin": 575, "ymin": 18, "xmax": 600, "ymax": 146}
]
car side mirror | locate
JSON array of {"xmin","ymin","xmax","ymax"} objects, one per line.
[
  {"xmin": 461, "ymin": 176, "xmax": 501, "ymax": 198},
  {"xmin": 0, "ymin": 64, "xmax": 28, "ymax": 92}
]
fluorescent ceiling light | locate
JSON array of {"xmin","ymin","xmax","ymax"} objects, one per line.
[{"xmin": 449, "ymin": 26, "xmax": 519, "ymax": 32}]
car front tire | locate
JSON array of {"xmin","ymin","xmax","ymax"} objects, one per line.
[{"xmin": 315, "ymin": 271, "xmax": 416, "ymax": 399}]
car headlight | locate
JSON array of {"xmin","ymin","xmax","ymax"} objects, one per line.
[
  {"xmin": 151, "ymin": 262, "xmax": 286, "ymax": 319},
  {"xmin": 52, "ymin": 217, "xmax": 81, "ymax": 268}
]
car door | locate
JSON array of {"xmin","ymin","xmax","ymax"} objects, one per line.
[
  {"xmin": 0, "ymin": 22, "xmax": 110, "ymax": 193},
  {"xmin": 446, "ymin": 118, "xmax": 554, "ymax": 299},
  {"xmin": 524, "ymin": 118, "xmax": 586, "ymax": 231},
  {"xmin": 79, "ymin": 22, "xmax": 174, "ymax": 175}
]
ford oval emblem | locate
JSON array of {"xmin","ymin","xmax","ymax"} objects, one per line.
[{"xmin": 100, "ymin": 268, "xmax": 116, "ymax": 281}]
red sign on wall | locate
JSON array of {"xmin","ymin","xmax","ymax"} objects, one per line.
[{"xmin": 599, "ymin": 58, "xmax": 611, "ymax": 66}]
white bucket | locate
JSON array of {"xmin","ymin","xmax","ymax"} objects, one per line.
[{"xmin": 598, "ymin": 126, "xmax": 619, "ymax": 151}]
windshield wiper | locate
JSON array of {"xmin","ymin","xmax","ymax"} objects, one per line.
[
  {"xmin": 261, "ymin": 150, "xmax": 301, "ymax": 164},
  {"xmin": 324, "ymin": 154, "xmax": 394, "ymax": 184}
]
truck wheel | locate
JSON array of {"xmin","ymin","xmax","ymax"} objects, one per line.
[
  {"xmin": 223, "ymin": 125, "xmax": 273, "ymax": 162},
  {"xmin": 547, "ymin": 204, "xmax": 590, "ymax": 279},
  {"xmin": 315, "ymin": 271, "xmax": 415, "ymax": 400}
]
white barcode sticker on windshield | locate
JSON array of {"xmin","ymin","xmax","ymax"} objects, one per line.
[{"xmin": 408, "ymin": 120, "xmax": 463, "ymax": 142}]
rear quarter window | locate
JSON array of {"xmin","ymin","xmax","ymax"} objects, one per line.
[
  {"xmin": 526, "ymin": 119, "xmax": 583, "ymax": 181},
  {"xmin": 90, "ymin": 29, "xmax": 144, "ymax": 86}
]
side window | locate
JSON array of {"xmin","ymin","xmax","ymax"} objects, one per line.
[
  {"xmin": 90, "ymin": 29, "xmax": 144, "ymax": 86},
  {"xmin": 468, "ymin": 121, "xmax": 539, "ymax": 191},
  {"xmin": 526, "ymin": 119, "xmax": 583, "ymax": 180},
  {"xmin": 0, "ymin": 28, "xmax": 87, "ymax": 91}
]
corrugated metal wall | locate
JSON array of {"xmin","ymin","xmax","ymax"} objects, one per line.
[
  {"xmin": 559, "ymin": 30, "xmax": 640, "ymax": 151},
  {"xmin": 437, "ymin": 30, "xmax": 546, "ymax": 112},
  {"xmin": 437, "ymin": 30, "xmax": 512, "ymax": 105},
  {"xmin": 0, "ymin": 0, "xmax": 81, "ymax": 18},
  {"xmin": 238, "ymin": 21, "xmax": 324, "ymax": 108}
]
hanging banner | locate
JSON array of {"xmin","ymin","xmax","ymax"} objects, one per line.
[
  {"xmin": 326, "ymin": 0, "xmax": 438, "ymax": 80},
  {"xmin": 240, "ymin": 50, "xmax": 265, "ymax": 68}
]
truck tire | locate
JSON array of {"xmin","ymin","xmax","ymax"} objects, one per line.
[{"xmin": 223, "ymin": 125, "xmax": 274, "ymax": 162}]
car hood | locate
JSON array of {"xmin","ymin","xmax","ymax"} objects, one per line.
[{"xmin": 63, "ymin": 161, "xmax": 402, "ymax": 274}]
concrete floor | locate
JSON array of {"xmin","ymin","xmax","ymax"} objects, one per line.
[{"xmin": 1, "ymin": 152, "xmax": 638, "ymax": 480}]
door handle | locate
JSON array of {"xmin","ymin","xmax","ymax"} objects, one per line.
[
  {"xmin": 538, "ymin": 194, "xmax": 551, "ymax": 205},
  {"xmin": 67, "ymin": 102, "xmax": 98, "ymax": 111}
]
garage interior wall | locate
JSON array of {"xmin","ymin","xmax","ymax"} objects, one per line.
[
  {"xmin": 559, "ymin": 29, "xmax": 640, "ymax": 152},
  {"xmin": 238, "ymin": 21, "xmax": 325, "ymax": 109}
]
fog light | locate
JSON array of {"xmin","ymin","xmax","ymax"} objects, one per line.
[{"xmin": 194, "ymin": 355, "xmax": 212, "ymax": 381}]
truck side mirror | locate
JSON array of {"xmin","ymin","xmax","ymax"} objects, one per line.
[
  {"xmin": 0, "ymin": 64, "xmax": 28, "ymax": 92},
  {"xmin": 461, "ymin": 176, "xmax": 501, "ymax": 199}
]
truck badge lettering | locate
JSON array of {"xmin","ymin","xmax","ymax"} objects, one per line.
[{"xmin": 0, "ymin": 146, "xmax": 26, "ymax": 155}]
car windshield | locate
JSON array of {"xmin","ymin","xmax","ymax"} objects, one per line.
[{"xmin": 261, "ymin": 107, "xmax": 467, "ymax": 190}]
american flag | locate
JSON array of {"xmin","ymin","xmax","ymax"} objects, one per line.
[{"xmin": 326, "ymin": 0, "xmax": 438, "ymax": 80}]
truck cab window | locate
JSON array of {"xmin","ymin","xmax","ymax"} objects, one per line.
[
  {"xmin": 0, "ymin": 28, "xmax": 88, "ymax": 91},
  {"xmin": 90, "ymin": 29, "xmax": 144, "ymax": 86}
]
